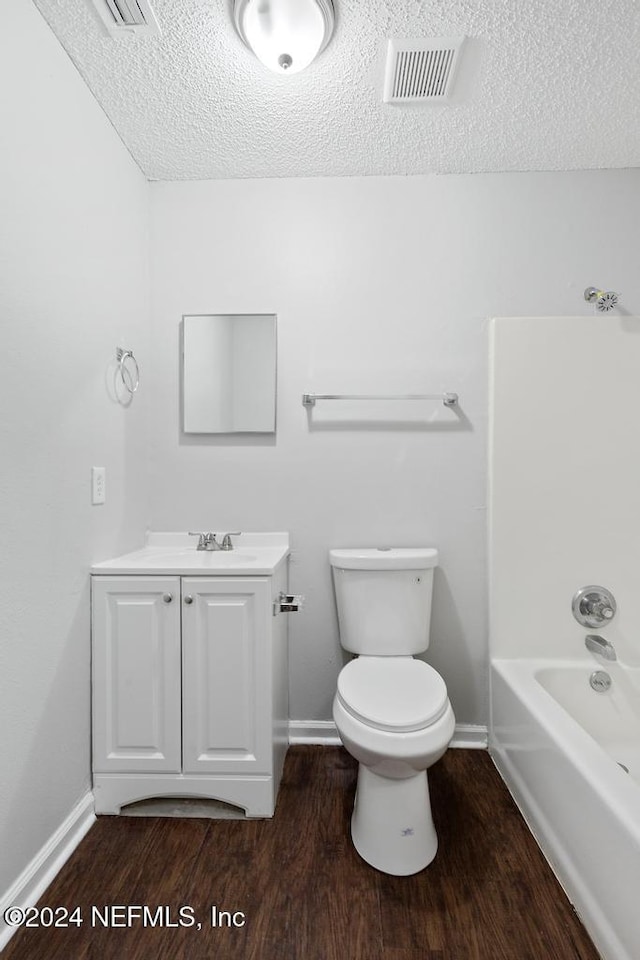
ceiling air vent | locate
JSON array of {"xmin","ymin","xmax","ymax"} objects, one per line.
[
  {"xmin": 383, "ymin": 37, "xmax": 464, "ymax": 103},
  {"xmin": 91, "ymin": 0, "xmax": 160, "ymax": 37}
]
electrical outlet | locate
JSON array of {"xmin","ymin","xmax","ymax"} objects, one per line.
[{"xmin": 92, "ymin": 467, "xmax": 106, "ymax": 505}]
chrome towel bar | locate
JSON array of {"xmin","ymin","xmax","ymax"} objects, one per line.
[{"xmin": 302, "ymin": 392, "xmax": 458, "ymax": 408}]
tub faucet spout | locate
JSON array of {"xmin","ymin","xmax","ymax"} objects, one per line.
[{"xmin": 585, "ymin": 634, "xmax": 617, "ymax": 662}]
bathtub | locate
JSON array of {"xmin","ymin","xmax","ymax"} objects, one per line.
[{"xmin": 490, "ymin": 658, "xmax": 640, "ymax": 960}]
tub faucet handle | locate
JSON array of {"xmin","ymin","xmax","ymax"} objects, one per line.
[
  {"xmin": 590, "ymin": 600, "xmax": 614, "ymax": 620},
  {"xmin": 572, "ymin": 585, "xmax": 617, "ymax": 628}
]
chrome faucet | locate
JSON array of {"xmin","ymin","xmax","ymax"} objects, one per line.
[
  {"xmin": 585, "ymin": 634, "xmax": 617, "ymax": 662},
  {"xmin": 189, "ymin": 532, "xmax": 221, "ymax": 551},
  {"xmin": 188, "ymin": 531, "xmax": 241, "ymax": 551}
]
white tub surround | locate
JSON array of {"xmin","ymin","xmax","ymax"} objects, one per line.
[
  {"xmin": 491, "ymin": 659, "xmax": 640, "ymax": 960},
  {"xmin": 489, "ymin": 316, "xmax": 640, "ymax": 665},
  {"xmin": 91, "ymin": 534, "xmax": 291, "ymax": 817},
  {"xmin": 489, "ymin": 316, "xmax": 640, "ymax": 960}
]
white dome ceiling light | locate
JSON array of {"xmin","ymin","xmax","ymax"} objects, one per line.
[{"xmin": 233, "ymin": 0, "xmax": 335, "ymax": 75}]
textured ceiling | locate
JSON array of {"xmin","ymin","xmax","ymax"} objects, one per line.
[{"xmin": 33, "ymin": 0, "xmax": 640, "ymax": 181}]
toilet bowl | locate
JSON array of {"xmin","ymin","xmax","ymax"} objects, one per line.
[{"xmin": 330, "ymin": 547, "xmax": 455, "ymax": 875}]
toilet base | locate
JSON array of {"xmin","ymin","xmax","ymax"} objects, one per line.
[{"xmin": 350, "ymin": 764, "xmax": 437, "ymax": 876}]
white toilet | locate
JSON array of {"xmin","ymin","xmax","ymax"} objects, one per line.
[{"xmin": 330, "ymin": 547, "xmax": 455, "ymax": 876}]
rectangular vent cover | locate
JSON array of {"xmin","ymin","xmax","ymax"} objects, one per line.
[
  {"xmin": 91, "ymin": 0, "xmax": 160, "ymax": 36},
  {"xmin": 383, "ymin": 38, "xmax": 464, "ymax": 103}
]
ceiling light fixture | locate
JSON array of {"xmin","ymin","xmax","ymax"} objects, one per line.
[{"xmin": 233, "ymin": 0, "xmax": 335, "ymax": 75}]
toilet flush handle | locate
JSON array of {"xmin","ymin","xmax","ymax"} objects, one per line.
[{"xmin": 273, "ymin": 592, "xmax": 304, "ymax": 615}]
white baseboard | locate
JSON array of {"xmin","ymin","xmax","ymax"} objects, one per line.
[
  {"xmin": 289, "ymin": 720, "xmax": 488, "ymax": 749},
  {"xmin": 288, "ymin": 720, "xmax": 341, "ymax": 744},
  {"xmin": 0, "ymin": 791, "xmax": 95, "ymax": 952},
  {"xmin": 450, "ymin": 724, "xmax": 488, "ymax": 748}
]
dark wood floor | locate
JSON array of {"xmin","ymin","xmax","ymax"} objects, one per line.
[{"xmin": 3, "ymin": 747, "xmax": 600, "ymax": 960}]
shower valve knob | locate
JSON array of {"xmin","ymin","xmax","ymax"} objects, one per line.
[
  {"xmin": 572, "ymin": 585, "xmax": 617, "ymax": 628},
  {"xmin": 593, "ymin": 602, "xmax": 614, "ymax": 620}
]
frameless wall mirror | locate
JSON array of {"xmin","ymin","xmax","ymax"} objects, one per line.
[{"xmin": 182, "ymin": 314, "xmax": 277, "ymax": 434}]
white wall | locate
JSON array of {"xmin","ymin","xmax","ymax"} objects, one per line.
[
  {"xmin": 149, "ymin": 169, "xmax": 640, "ymax": 726},
  {"xmin": 0, "ymin": 0, "xmax": 149, "ymax": 901},
  {"xmin": 490, "ymin": 316, "xmax": 640, "ymax": 665}
]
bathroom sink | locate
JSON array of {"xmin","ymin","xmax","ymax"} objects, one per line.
[
  {"xmin": 145, "ymin": 549, "xmax": 258, "ymax": 565},
  {"xmin": 91, "ymin": 532, "xmax": 289, "ymax": 576}
]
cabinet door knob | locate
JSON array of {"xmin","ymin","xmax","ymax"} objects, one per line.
[
  {"xmin": 184, "ymin": 595, "xmax": 193, "ymax": 605},
  {"xmin": 163, "ymin": 593, "xmax": 173, "ymax": 603}
]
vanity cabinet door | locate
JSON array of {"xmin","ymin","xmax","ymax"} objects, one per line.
[
  {"xmin": 181, "ymin": 578, "xmax": 271, "ymax": 775},
  {"xmin": 92, "ymin": 577, "xmax": 182, "ymax": 773}
]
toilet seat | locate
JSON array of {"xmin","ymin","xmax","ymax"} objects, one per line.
[{"xmin": 336, "ymin": 657, "xmax": 449, "ymax": 733}]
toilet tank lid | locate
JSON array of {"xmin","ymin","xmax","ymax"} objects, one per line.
[{"xmin": 329, "ymin": 547, "xmax": 438, "ymax": 570}]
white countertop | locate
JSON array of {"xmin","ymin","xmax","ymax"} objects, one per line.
[{"xmin": 91, "ymin": 532, "xmax": 290, "ymax": 576}]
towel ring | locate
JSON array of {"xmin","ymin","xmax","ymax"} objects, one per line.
[{"xmin": 116, "ymin": 347, "xmax": 140, "ymax": 395}]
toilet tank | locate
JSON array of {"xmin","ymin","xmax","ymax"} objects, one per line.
[{"xmin": 329, "ymin": 548, "xmax": 438, "ymax": 655}]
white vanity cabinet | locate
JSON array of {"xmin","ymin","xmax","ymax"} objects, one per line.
[{"xmin": 91, "ymin": 537, "xmax": 290, "ymax": 817}]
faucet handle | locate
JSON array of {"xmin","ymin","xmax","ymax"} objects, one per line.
[
  {"xmin": 188, "ymin": 531, "xmax": 214, "ymax": 550},
  {"xmin": 589, "ymin": 600, "xmax": 614, "ymax": 620},
  {"xmin": 572, "ymin": 585, "xmax": 617, "ymax": 628},
  {"xmin": 220, "ymin": 532, "xmax": 241, "ymax": 551}
]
